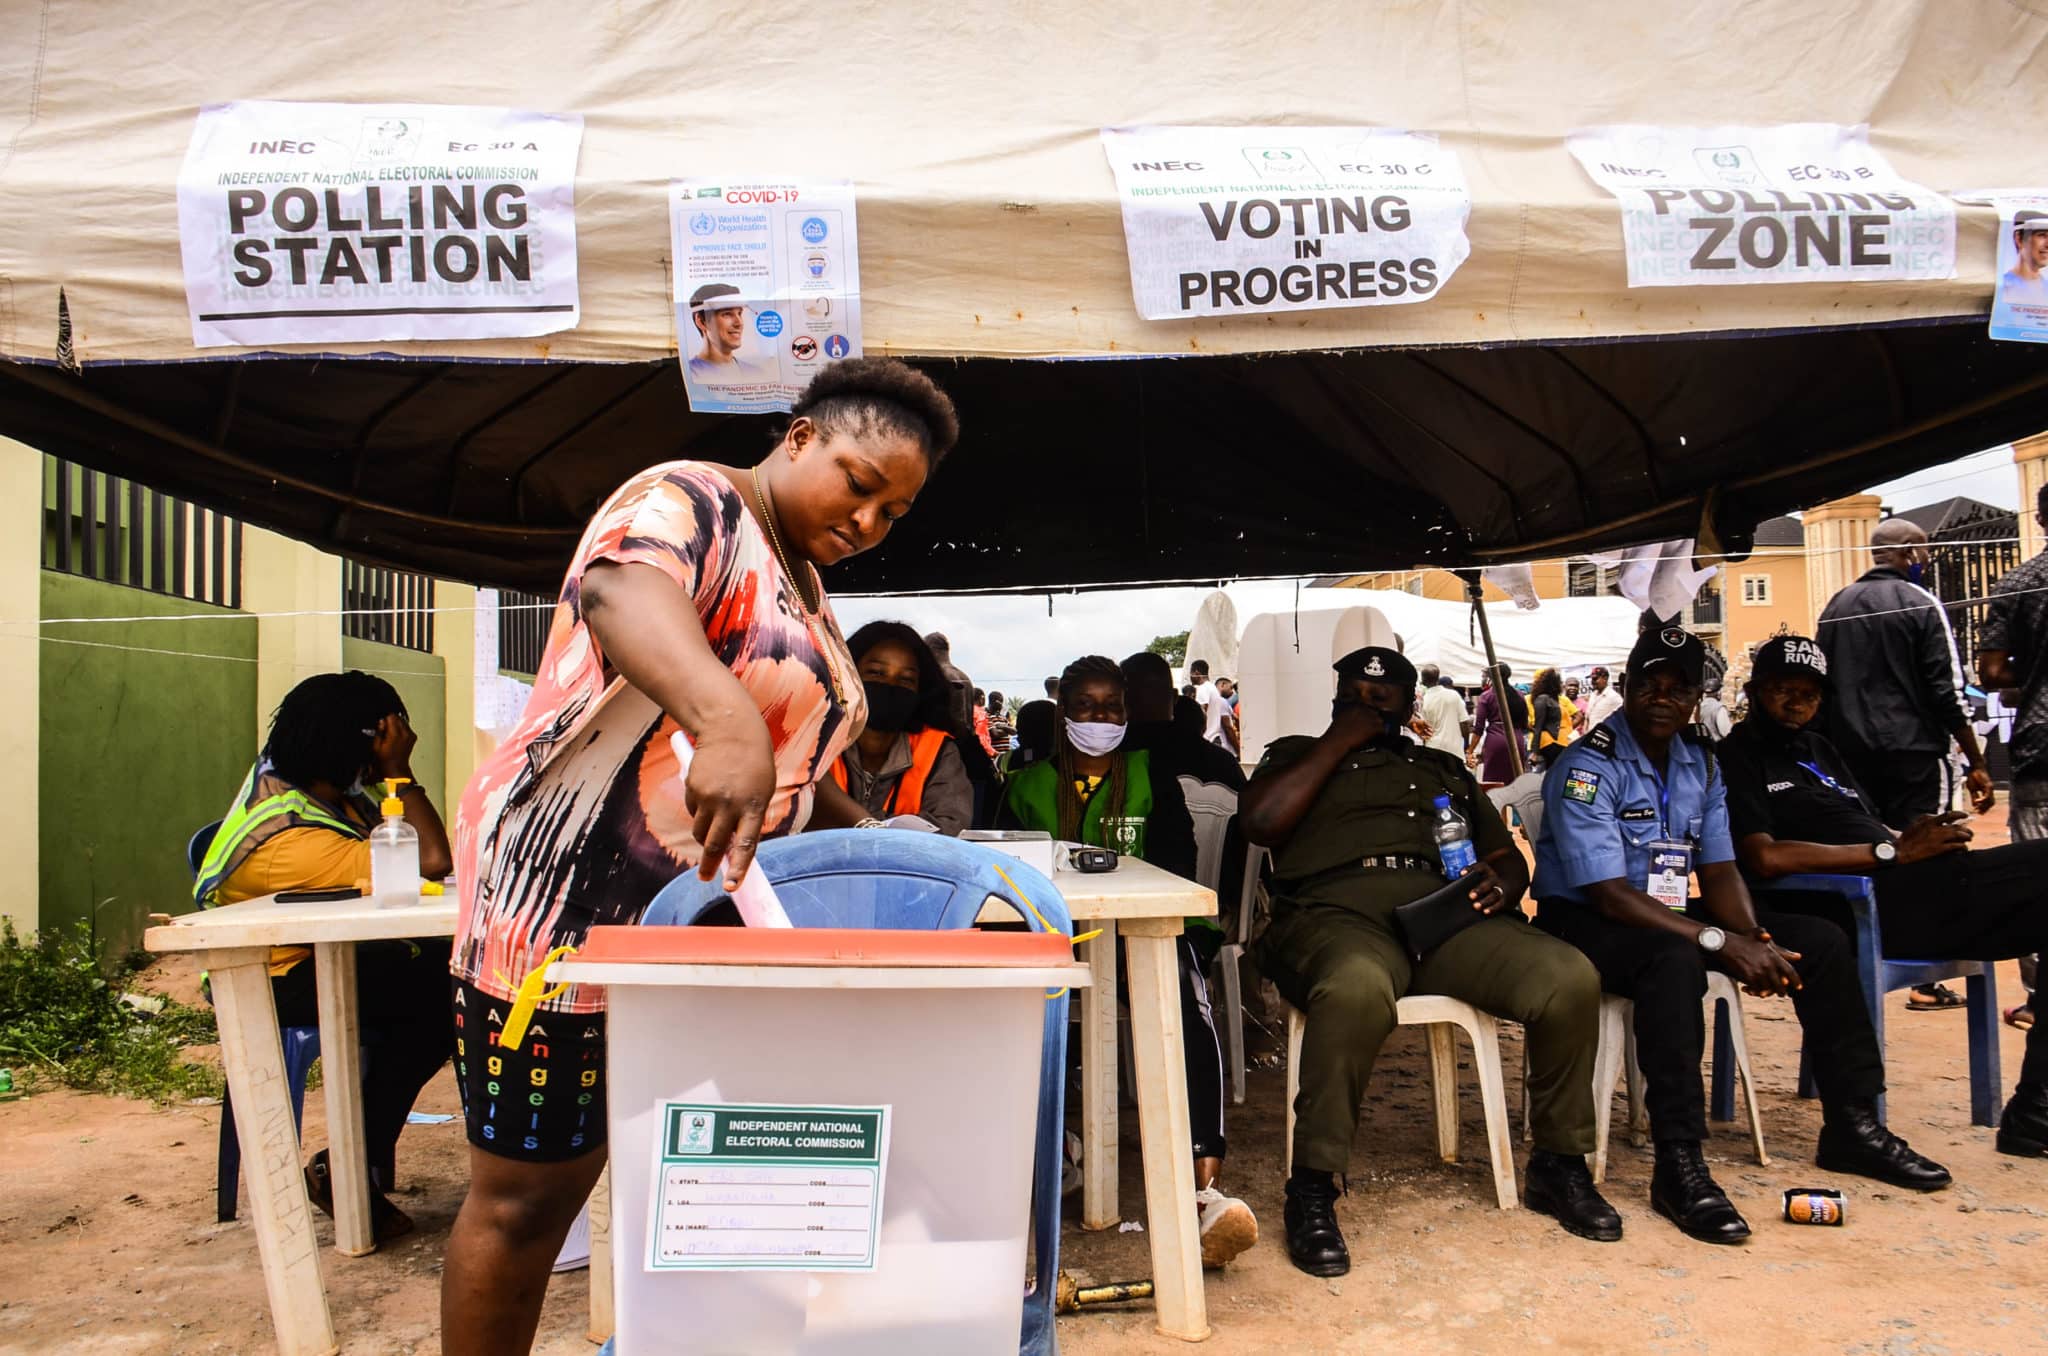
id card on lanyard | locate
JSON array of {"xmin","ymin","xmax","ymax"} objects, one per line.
[
  {"xmin": 1643, "ymin": 765, "xmax": 1692, "ymax": 909},
  {"xmin": 1646, "ymin": 840, "xmax": 1693, "ymax": 909}
]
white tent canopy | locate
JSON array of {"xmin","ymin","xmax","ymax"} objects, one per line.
[
  {"xmin": 4, "ymin": 2, "xmax": 2048, "ymax": 594},
  {"xmin": 3, "ymin": 0, "xmax": 2046, "ymax": 366}
]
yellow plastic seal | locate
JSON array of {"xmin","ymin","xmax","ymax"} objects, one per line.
[{"xmin": 495, "ymin": 944, "xmax": 577, "ymax": 1053}]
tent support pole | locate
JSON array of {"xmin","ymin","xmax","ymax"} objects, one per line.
[{"xmin": 1457, "ymin": 568, "xmax": 1522, "ymax": 781}]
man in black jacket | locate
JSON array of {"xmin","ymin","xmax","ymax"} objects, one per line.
[
  {"xmin": 1816, "ymin": 518, "xmax": 1995, "ymax": 827},
  {"xmin": 1719, "ymin": 636, "xmax": 2048, "ymax": 1161}
]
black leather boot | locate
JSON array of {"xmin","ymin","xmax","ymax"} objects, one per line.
[
  {"xmin": 1650, "ymin": 1141, "xmax": 1749, "ymax": 1245},
  {"xmin": 1523, "ymin": 1149, "xmax": 1623, "ymax": 1242},
  {"xmin": 1283, "ymin": 1168, "xmax": 1349, "ymax": 1277},
  {"xmin": 1998, "ymin": 1082, "xmax": 2048, "ymax": 1158},
  {"xmin": 1817, "ymin": 1101, "xmax": 1952, "ymax": 1190}
]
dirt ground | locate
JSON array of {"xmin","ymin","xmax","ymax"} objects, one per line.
[{"xmin": 4, "ymin": 817, "xmax": 2045, "ymax": 1355}]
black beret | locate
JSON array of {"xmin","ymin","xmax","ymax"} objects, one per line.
[{"xmin": 1333, "ymin": 646, "xmax": 1418, "ymax": 691}]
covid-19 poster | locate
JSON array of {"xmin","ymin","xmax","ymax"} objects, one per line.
[{"xmin": 669, "ymin": 179, "xmax": 863, "ymax": 414}]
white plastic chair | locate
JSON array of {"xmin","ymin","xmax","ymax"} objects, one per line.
[
  {"xmin": 1282, "ymin": 994, "xmax": 1519, "ymax": 1210},
  {"xmin": 1525, "ymin": 973, "xmax": 1769, "ymax": 1182},
  {"xmin": 1177, "ymin": 776, "xmax": 1237, "ymax": 894},
  {"xmin": 1216, "ymin": 842, "xmax": 1267, "ymax": 1105}
]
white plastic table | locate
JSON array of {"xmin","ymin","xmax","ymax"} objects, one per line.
[
  {"xmin": 146, "ymin": 892, "xmax": 458, "ymax": 1356},
  {"xmin": 1044, "ymin": 855, "xmax": 1216, "ymax": 1343}
]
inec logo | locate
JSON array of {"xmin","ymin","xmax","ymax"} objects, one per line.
[
  {"xmin": 1244, "ymin": 146, "xmax": 1314, "ymax": 178},
  {"xmin": 677, "ymin": 1113, "xmax": 714, "ymax": 1154}
]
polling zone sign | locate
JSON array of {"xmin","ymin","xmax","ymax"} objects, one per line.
[
  {"xmin": 1099, "ymin": 126, "xmax": 1470, "ymax": 320},
  {"xmin": 177, "ymin": 101, "xmax": 584, "ymax": 348},
  {"xmin": 1568, "ymin": 124, "xmax": 1955, "ymax": 288}
]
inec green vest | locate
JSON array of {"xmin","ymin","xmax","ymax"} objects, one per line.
[
  {"xmin": 193, "ymin": 761, "xmax": 376, "ymax": 907},
  {"xmin": 1003, "ymin": 750, "xmax": 1158, "ymax": 858}
]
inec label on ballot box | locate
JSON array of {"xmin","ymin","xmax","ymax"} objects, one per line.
[
  {"xmin": 1568, "ymin": 124, "xmax": 1955, "ymax": 288},
  {"xmin": 671, "ymin": 180, "xmax": 864, "ymax": 414},
  {"xmin": 176, "ymin": 101, "xmax": 584, "ymax": 348},
  {"xmin": 1099, "ymin": 126, "xmax": 1470, "ymax": 319},
  {"xmin": 647, "ymin": 1102, "xmax": 892, "ymax": 1272}
]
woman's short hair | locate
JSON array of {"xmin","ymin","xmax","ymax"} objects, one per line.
[
  {"xmin": 790, "ymin": 357, "xmax": 960, "ymax": 466},
  {"xmin": 263, "ymin": 670, "xmax": 406, "ymax": 789},
  {"xmin": 845, "ymin": 620, "xmax": 950, "ymax": 732}
]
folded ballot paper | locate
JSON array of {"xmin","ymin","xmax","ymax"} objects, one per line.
[{"xmin": 670, "ymin": 731, "xmax": 793, "ymax": 928}]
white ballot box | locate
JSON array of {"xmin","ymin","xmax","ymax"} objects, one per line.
[{"xmin": 554, "ymin": 926, "xmax": 1087, "ymax": 1356}]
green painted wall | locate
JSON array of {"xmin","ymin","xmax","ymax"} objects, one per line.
[
  {"xmin": 340, "ymin": 637, "xmax": 447, "ymax": 808},
  {"xmin": 39, "ymin": 573, "xmax": 257, "ymax": 950}
]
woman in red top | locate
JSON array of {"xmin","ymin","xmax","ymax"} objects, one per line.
[{"xmin": 442, "ymin": 358, "xmax": 959, "ymax": 1355}]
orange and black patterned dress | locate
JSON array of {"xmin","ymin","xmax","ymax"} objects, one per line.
[{"xmin": 452, "ymin": 461, "xmax": 864, "ymax": 1014}]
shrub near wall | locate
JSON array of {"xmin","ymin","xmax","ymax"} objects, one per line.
[{"xmin": 39, "ymin": 573, "xmax": 257, "ymax": 950}]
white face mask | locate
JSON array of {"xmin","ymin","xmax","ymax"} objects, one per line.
[{"xmin": 1063, "ymin": 718, "xmax": 1127, "ymax": 757}]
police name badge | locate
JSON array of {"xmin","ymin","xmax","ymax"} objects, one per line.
[{"xmin": 1646, "ymin": 840, "xmax": 1693, "ymax": 910}]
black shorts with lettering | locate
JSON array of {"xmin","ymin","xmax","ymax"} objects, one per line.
[{"xmin": 450, "ymin": 978, "xmax": 606, "ymax": 1162}]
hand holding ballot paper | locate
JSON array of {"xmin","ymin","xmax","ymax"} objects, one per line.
[{"xmin": 672, "ymin": 730, "xmax": 793, "ymax": 928}]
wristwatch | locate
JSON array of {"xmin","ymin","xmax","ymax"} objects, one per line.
[
  {"xmin": 1872, "ymin": 841, "xmax": 1898, "ymax": 866},
  {"xmin": 1696, "ymin": 925, "xmax": 1727, "ymax": 953}
]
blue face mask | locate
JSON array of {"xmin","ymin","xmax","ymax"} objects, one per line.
[{"xmin": 1906, "ymin": 561, "xmax": 1927, "ymax": 585}]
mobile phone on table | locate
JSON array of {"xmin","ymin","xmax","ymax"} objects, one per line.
[{"xmin": 276, "ymin": 887, "xmax": 363, "ymax": 903}]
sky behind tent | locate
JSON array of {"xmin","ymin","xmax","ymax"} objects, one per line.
[{"xmin": 837, "ymin": 445, "xmax": 2030, "ymax": 698}]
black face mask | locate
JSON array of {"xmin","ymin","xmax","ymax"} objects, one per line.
[{"xmin": 863, "ymin": 681, "xmax": 921, "ymax": 734}]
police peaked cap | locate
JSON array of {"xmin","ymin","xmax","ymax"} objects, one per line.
[
  {"xmin": 1334, "ymin": 646, "xmax": 1417, "ymax": 692},
  {"xmin": 1749, "ymin": 635, "xmax": 1831, "ymax": 686},
  {"xmin": 1624, "ymin": 624, "xmax": 1706, "ymax": 686}
]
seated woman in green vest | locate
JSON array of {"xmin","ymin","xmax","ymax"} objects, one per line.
[
  {"xmin": 194, "ymin": 670, "xmax": 455, "ymax": 1245},
  {"xmin": 996, "ymin": 654, "xmax": 1257, "ymax": 1270},
  {"xmin": 829, "ymin": 622, "xmax": 974, "ymax": 834}
]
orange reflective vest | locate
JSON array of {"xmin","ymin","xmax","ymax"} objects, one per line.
[{"xmin": 831, "ymin": 728, "xmax": 949, "ymax": 818}]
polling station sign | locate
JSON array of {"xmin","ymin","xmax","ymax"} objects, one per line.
[
  {"xmin": 1099, "ymin": 127, "xmax": 1470, "ymax": 320},
  {"xmin": 1568, "ymin": 124, "xmax": 1955, "ymax": 288},
  {"xmin": 177, "ymin": 101, "xmax": 584, "ymax": 349}
]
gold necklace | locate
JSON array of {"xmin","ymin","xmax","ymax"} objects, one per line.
[{"xmin": 750, "ymin": 465, "xmax": 847, "ymax": 707}]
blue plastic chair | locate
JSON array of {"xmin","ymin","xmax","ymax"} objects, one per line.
[
  {"xmin": 642, "ymin": 831, "xmax": 1074, "ymax": 1356},
  {"xmin": 1771, "ymin": 873, "xmax": 2002, "ymax": 1127},
  {"xmin": 189, "ymin": 818, "xmax": 330, "ymax": 1223}
]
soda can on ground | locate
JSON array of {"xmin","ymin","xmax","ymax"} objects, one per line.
[{"xmin": 1782, "ymin": 1187, "xmax": 1846, "ymax": 1226}]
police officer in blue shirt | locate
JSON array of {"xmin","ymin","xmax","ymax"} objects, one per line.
[{"xmin": 1533, "ymin": 624, "xmax": 1949, "ymax": 1245}]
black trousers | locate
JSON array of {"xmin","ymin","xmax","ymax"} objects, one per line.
[
  {"xmin": 1536, "ymin": 902, "xmax": 1883, "ymax": 1143},
  {"xmin": 271, "ymin": 938, "xmax": 456, "ymax": 1190},
  {"xmin": 1843, "ymin": 753, "xmax": 1946, "ymax": 831},
  {"xmin": 1761, "ymin": 837, "xmax": 2048, "ymax": 1090}
]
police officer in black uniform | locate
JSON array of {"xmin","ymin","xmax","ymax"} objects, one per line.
[
  {"xmin": 1722, "ymin": 634, "xmax": 2048, "ymax": 1159},
  {"xmin": 1243, "ymin": 647, "xmax": 1619, "ymax": 1277}
]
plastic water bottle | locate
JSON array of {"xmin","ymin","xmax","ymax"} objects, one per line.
[
  {"xmin": 369, "ymin": 778, "xmax": 421, "ymax": 906},
  {"xmin": 1432, "ymin": 795, "xmax": 1478, "ymax": 878}
]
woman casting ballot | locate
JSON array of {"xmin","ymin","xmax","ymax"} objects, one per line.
[{"xmin": 440, "ymin": 359, "xmax": 960, "ymax": 1354}]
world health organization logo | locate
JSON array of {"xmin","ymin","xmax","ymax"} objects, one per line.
[{"xmin": 689, "ymin": 213, "xmax": 716, "ymax": 237}]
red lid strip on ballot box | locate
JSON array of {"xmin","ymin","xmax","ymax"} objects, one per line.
[{"xmin": 575, "ymin": 926, "xmax": 1073, "ymax": 969}]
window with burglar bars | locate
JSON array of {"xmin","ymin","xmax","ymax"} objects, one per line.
[
  {"xmin": 497, "ymin": 588, "xmax": 551, "ymax": 677},
  {"xmin": 342, "ymin": 559, "xmax": 436, "ymax": 653},
  {"xmin": 43, "ymin": 456, "xmax": 243, "ymax": 608}
]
